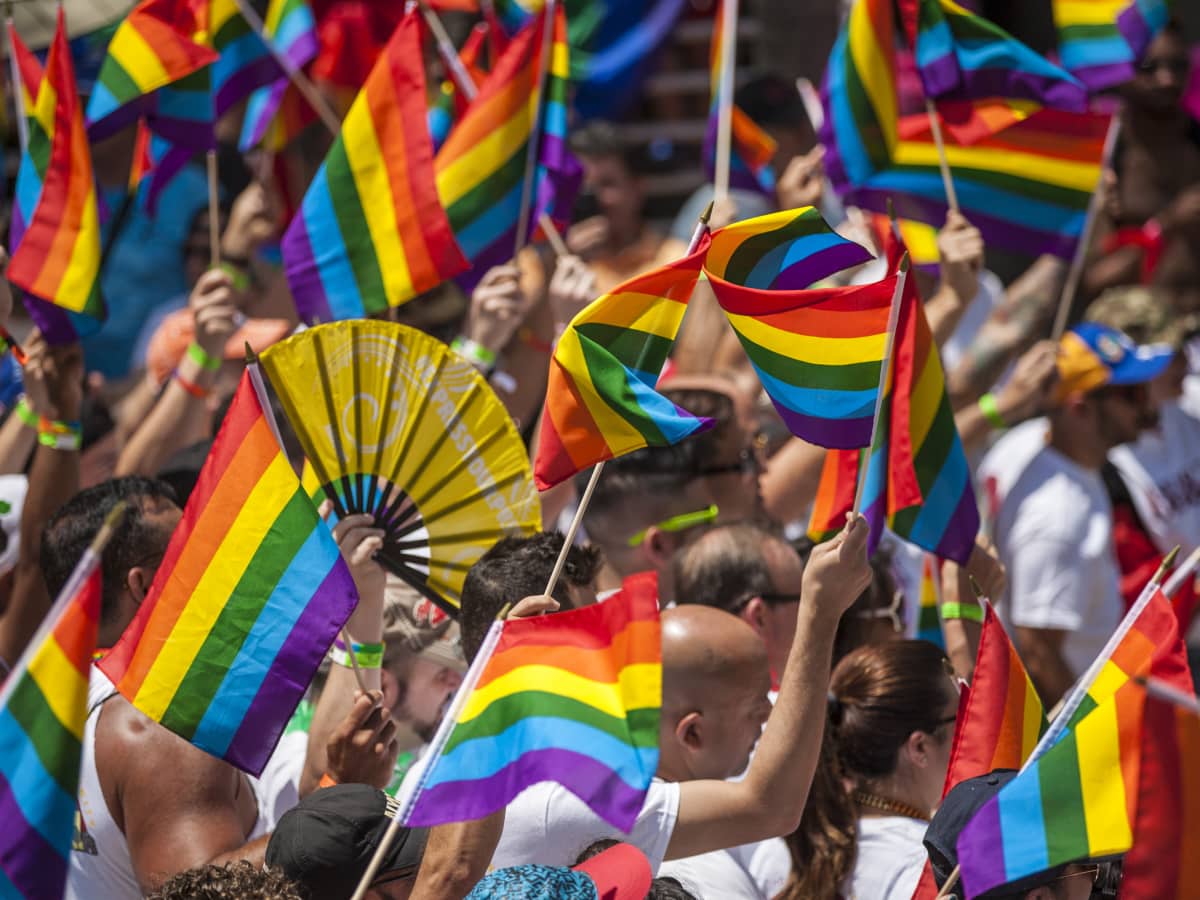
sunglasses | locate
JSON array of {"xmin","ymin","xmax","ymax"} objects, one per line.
[{"xmin": 626, "ymin": 504, "xmax": 719, "ymax": 547}]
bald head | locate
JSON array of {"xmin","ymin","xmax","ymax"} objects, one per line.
[{"xmin": 661, "ymin": 605, "xmax": 768, "ymax": 707}]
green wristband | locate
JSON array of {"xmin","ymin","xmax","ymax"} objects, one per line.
[
  {"xmin": 14, "ymin": 396, "xmax": 38, "ymax": 430},
  {"xmin": 940, "ymin": 601, "xmax": 985, "ymax": 623},
  {"xmin": 977, "ymin": 393, "xmax": 1008, "ymax": 431},
  {"xmin": 451, "ymin": 336, "xmax": 497, "ymax": 371},
  {"xmin": 186, "ymin": 342, "xmax": 222, "ymax": 372}
]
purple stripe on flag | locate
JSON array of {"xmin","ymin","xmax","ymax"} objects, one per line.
[
  {"xmin": 771, "ymin": 404, "xmax": 874, "ymax": 450},
  {"xmin": 224, "ymin": 563, "xmax": 357, "ymax": 775},
  {"xmin": 920, "ymin": 52, "xmax": 962, "ymax": 96},
  {"xmin": 406, "ymin": 748, "xmax": 648, "ymax": 833},
  {"xmin": 948, "ymin": 68, "xmax": 1087, "ymax": 112},
  {"xmin": 862, "ymin": 485, "xmax": 887, "ymax": 558},
  {"xmin": 956, "ymin": 796, "xmax": 1008, "ymax": 899},
  {"xmin": 775, "ymin": 244, "xmax": 877, "ymax": 290},
  {"xmin": 149, "ymin": 116, "xmax": 215, "ymax": 151},
  {"xmin": 23, "ymin": 297, "xmax": 81, "ymax": 345},
  {"xmin": 282, "ymin": 213, "xmax": 334, "ymax": 324},
  {"xmin": 0, "ymin": 770, "xmax": 68, "ymax": 897},
  {"xmin": 86, "ymin": 97, "xmax": 153, "ymax": 142},
  {"xmin": 933, "ymin": 482, "xmax": 981, "ymax": 565},
  {"xmin": 1116, "ymin": 4, "xmax": 1153, "ymax": 61},
  {"xmin": 215, "ymin": 57, "xmax": 282, "ymax": 119},
  {"xmin": 1072, "ymin": 60, "xmax": 1137, "ymax": 92}
]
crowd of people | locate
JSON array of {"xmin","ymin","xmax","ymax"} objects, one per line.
[{"xmin": 0, "ymin": 2, "xmax": 1198, "ymax": 899}]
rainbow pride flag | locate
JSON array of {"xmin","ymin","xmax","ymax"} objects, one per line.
[
  {"xmin": 1123, "ymin": 686, "xmax": 1200, "ymax": 900},
  {"xmin": 9, "ymin": 21, "xmax": 44, "ymax": 254},
  {"xmin": 435, "ymin": 3, "xmax": 581, "ymax": 284},
  {"xmin": 1053, "ymin": 0, "xmax": 1136, "ymax": 90},
  {"xmin": 1117, "ymin": 0, "xmax": 1173, "ymax": 63},
  {"xmin": 704, "ymin": 207, "xmax": 892, "ymax": 450},
  {"xmin": 957, "ymin": 677, "xmax": 1145, "ymax": 897},
  {"xmin": 98, "ymin": 369, "xmax": 358, "ymax": 775},
  {"xmin": 201, "ymin": 0, "xmax": 279, "ymax": 117},
  {"xmin": 8, "ymin": 10, "xmax": 105, "ymax": 340},
  {"xmin": 238, "ymin": 0, "xmax": 319, "ymax": 151},
  {"xmin": 399, "ymin": 584, "xmax": 661, "ymax": 831},
  {"xmin": 0, "ymin": 564, "xmax": 100, "ymax": 897},
  {"xmin": 915, "ymin": 554, "xmax": 945, "ymax": 646},
  {"xmin": 534, "ymin": 238, "xmax": 713, "ymax": 490},
  {"xmin": 943, "ymin": 604, "xmax": 1045, "ymax": 785},
  {"xmin": 822, "ymin": 0, "xmax": 1112, "ymax": 261},
  {"xmin": 86, "ymin": 0, "xmax": 218, "ymax": 140},
  {"xmin": 807, "ymin": 448, "xmax": 860, "ymax": 542},
  {"xmin": 282, "ymin": 9, "xmax": 468, "ymax": 323},
  {"xmin": 429, "ymin": 22, "xmax": 489, "ymax": 151},
  {"xmin": 907, "ymin": 0, "xmax": 1086, "ymax": 113},
  {"xmin": 703, "ymin": 0, "xmax": 777, "ymax": 196}
]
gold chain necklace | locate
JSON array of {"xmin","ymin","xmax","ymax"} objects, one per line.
[{"xmin": 853, "ymin": 790, "xmax": 930, "ymax": 822}]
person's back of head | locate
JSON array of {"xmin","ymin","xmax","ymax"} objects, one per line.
[
  {"xmin": 784, "ymin": 640, "xmax": 957, "ymax": 899},
  {"xmin": 41, "ymin": 476, "xmax": 180, "ymax": 643},
  {"xmin": 673, "ymin": 523, "xmax": 774, "ymax": 614},
  {"xmin": 459, "ymin": 531, "xmax": 601, "ymax": 662},
  {"xmin": 146, "ymin": 862, "xmax": 304, "ymax": 899}
]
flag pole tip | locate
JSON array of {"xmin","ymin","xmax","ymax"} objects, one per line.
[
  {"xmin": 1164, "ymin": 546, "xmax": 1181, "ymax": 568},
  {"xmin": 898, "ymin": 251, "xmax": 911, "ymax": 273},
  {"xmin": 496, "ymin": 602, "xmax": 513, "ymax": 621},
  {"xmin": 93, "ymin": 502, "xmax": 129, "ymax": 552},
  {"xmin": 967, "ymin": 574, "xmax": 985, "ymax": 600},
  {"xmin": 700, "ymin": 201, "xmax": 715, "ymax": 225},
  {"xmin": 886, "ymin": 197, "xmax": 896, "ymax": 222},
  {"xmin": 244, "ymin": 341, "xmax": 258, "ymax": 365}
]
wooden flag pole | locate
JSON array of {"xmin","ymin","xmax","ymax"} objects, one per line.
[
  {"xmin": 1164, "ymin": 545, "xmax": 1200, "ymax": 599},
  {"xmin": 851, "ymin": 253, "xmax": 909, "ymax": 517},
  {"xmin": 511, "ymin": 0, "xmax": 557, "ymax": 259},
  {"xmin": 419, "ymin": 2, "xmax": 569, "ymax": 259},
  {"xmin": 923, "ymin": 100, "xmax": 959, "ymax": 213},
  {"xmin": 539, "ymin": 204, "xmax": 714, "ymax": 599},
  {"xmin": 207, "ymin": 150, "xmax": 222, "ymax": 268},
  {"xmin": 5, "ymin": 5, "xmax": 27, "ymax": 152},
  {"xmin": 1141, "ymin": 675, "xmax": 1200, "ymax": 716},
  {"xmin": 934, "ymin": 865, "xmax": 961, "ymax": 899},
  {"xmin": 1024, "ymin": 546, "xmax": 1179, "ymax": 768},
  {"xmin": 1050, "ymin": 117, "xmax": 1122, "ymax": 341},
  {"xmin": 232, "ymin": 0, "xmax": 342, "ymax": 136},
  {"xmin": 712, "ymin": 0, "xmax": 739, "ymax": 203}
]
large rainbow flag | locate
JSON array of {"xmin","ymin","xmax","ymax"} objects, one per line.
[
  {"xmin": 856, "ymin": 230, "xmax": 979, "ymax": 563},
  {"xmin": 0, "ymin": 561, "xmax": 100, "ymax": 897},
  {"xmin": 703, "ymin": 0, "xmax": 777, "ymax": 196},
  {"xmin": 98, "ymin": 369, "xmax": 358, "ymax": 775},
  {"xmin": 703, "ymin": 207, "xmax": 889, "ymax": 450},
  {"xmin": 1052, "ymin": 0, "xmax": 1174, "ymax": 91},
  {"xmin": 85, "ymin": 0, "xmax": 218, "ymax": 140},
  {"xmin": 534, "ymin": 237, "xmax": 713, "ymax": 490},
  {"xmin": 822, "ymin": 0, "xmax": 1112, "ymax": 262},
  {"xmin": 8, "ymin": 9, "xmax": 105, "ymax": 343},
  {"xmin": 238, "ymin": 0, "xmax": 320, "ymax": 151},
  {"xmin": 282, "ymin": 9, "xmax": 468, "ymax": 323},
  {"xmin": 435, "ymin": 3, "xmax": 581, "ymax": 285},
  {"xmin": 399, "ymin": 584, "xmax": 661, "ymax": 831},
  {"xmin": 956, "ymin": 677, "xmax": 1145, "ymax": 898}
]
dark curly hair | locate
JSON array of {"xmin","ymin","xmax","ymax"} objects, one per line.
[
  {"xmin": 146, "ymin": 863, "xmax": 305, "ymax": 900},
  {"xmin": 459, "ymin": 531, "xmax": 601, "ymax": 661}
]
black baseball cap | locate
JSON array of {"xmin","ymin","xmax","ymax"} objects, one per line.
[
  {"xmin": 924, "ymin": 770, "xmax": 1067, "ymax": 899},
  {"xmin": 266, "ymin": 784, "xmax": 428, "ymax": 900}
]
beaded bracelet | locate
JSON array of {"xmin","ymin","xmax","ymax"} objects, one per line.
[
  {"xmin": 977, "ymin": 393, "xmax": 1008, "ymax": 431},
  {"xmin": 450, "ymin": 336, "xmax": 498, "ymax": 371},
  {"xmin": 331, "ymin": 636, "xmax": 384, "ymax": 669},
  {"xmin": 173, "ymin": 369, "xmax": 210, "ymax": 399},
  {"xmin": 186, "ymin": 342, "xmax": 222, "ymax": 372},
  {"xmin": 940, "ymin": 601, "xmax": 985, "ymax": 624}
]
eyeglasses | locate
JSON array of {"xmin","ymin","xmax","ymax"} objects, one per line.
[
  {"xmin": 626, "ymin": 504, "xmax": 719, "ymax": 547},
  {"xmin": 1050, "ymin": 865, "xmax": 1101, "ymax": 887},
  {"xmin": 855, "ymin": 589, "xmax": 904, "ymax": 634}
]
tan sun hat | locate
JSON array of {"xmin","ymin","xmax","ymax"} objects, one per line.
[{"xmin": 382, "ymin": 578, "xmax": 466, "ymax": 673}]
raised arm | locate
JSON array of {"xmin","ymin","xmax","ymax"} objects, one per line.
[{"xmin": 666, "ymin": 515, "xmax": 872, "ymax": 859}]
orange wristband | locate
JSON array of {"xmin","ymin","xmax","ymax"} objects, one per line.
[{"xmin": 318, "ymin": 772, "xmax": 338, "ymax": 790}]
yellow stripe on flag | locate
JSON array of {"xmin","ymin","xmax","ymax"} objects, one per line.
[
  {"xmin": 29, "ymin": 638, "xmax": 90, "ymax": 741},
  {"xmin": 459, "ymin": 662, "xmax": 662, "ymax": 723}
]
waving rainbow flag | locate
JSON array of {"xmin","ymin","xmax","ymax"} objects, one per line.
[
  {"xmin": 400, "ymin": 584, "xmax": 661, "ymax": 831},
  {"xmin": 282, "ymin": 9, "xmax": 468, "ymax": 322},
  {"xmin": 239, "ymin": 0, "xmax": 319, "ymax": 151},
  {"xmin": 822, "ymin": 0, "xmax": 1111, "ymax": 261},
  {"xmin": 1053, "ymin": 0, "xmax": 1173, "ymax": 91},
  {"xmin": 435, "ymin": 3, "xmax": 581, "ymax": 284},
  {"xmin": 86, "ymin": 0, "xmax": 218, "ymax": 140},
  {"xmin": 8, "ymin": 10, "xmax": 104, "ymax": 342},
  {"xmin": 0, "ymin": 559, "xmax": 100, "ymax": 898},
  {"xmin": 703, "ymin": 0, "xmax": 777, "ymax": 196},
  {"xmin": 534, "ymin": 238, "xmax": 713, "ymax": 490},
  {"xmin": 99, "ymin": 369, "xmax": 358, "ymax": 775}
]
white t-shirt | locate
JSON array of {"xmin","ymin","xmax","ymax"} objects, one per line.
[
  {"xmin": 981, "ymin": 424, "xmax": 1125, "ymax": 676},
  {"xmin": 489, "ymin": 779, "xmax": 680, "ymax": 873},
  {"xmin": 1109, "ymin": 376, "xmax": 1200, "ymax": 556},
  {"xmin": 659, "ymin": 838, "xmax": 791, "ymax": 899},
  {"xmin": 845, "ymin": 816, "xmax": 929, "ymax": 900}
]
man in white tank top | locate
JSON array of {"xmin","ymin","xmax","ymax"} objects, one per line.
[{"xmin": 42, "ymin": 478, "xmax": 393, "ymax": 898}]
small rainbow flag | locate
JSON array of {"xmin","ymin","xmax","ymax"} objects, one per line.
[
  {"xmin": 807, "ymin": 448, "xmax": 860, "ymax": 542},
  {"xmin": 1053, "ymin": 0, "xmax": 1136, "ymax": 90},
  {"xmin": 9, "ymin": 21, "xmax": 44, "ymax": 258},
  {"xmin": 202, "ymin": 0, "xmax": 279, "ymax": 117},
  {"xmin": 238, "ymin": 0, "xmax": 319, "ymax": 152},
  {"xmin": 435, "ymin": 3, "xmax": 581, "ymax": 284},
  {"xmin": 98, "ymin": 369, "xmax": 358, "ymax": 775},
  {"xmin": 399, "ymin": 584, "xmax": 661, "ymax": 831},
  {"xmin": 534, "ymin": 237, "xmax": 714, "ymax": 490},
  {"xmin": 907, "ymin": 0, "xmax": 1086, "ymax": 114},
  {"xmin": 942, "ymin": 604, "xmax": 1045, "ymax": 785},
  {"xmin": 1123, "ymin": 685, "xmax": 1200, "ymax": 900},
  {"xmin": 956, "ymin": 676, "xmax": 1145, "ymax": 898},
  {"xmin": 8, "ymin": 9, "xmax": 105, "ymax": 341},
  {"xmin": 86, "ymin": 0, "xmax": 218, "ymax": 141},
  {"xmin": 915, "ymin": 554, "xmax": 945, "ymax": 647},
  {"xmin": 821, "ymin": 0, "xmax": 1112, "ymax": 262},
  {"xmin": 703, "ymin": 0, "xmax": 777, "ymax": 196},
  {"xmin": 428, "ymin": 22, "xmax": 489, "ymax": 152},
  {"xmin": 0, "ymin": 560, "xmax": 100, "ymax": 897},
  {"xmin": 282, "ymin": 8, "xmax": 469, "ymax": 322},
  {"xmin": 704, "ymin": 207, "xmax": 890, "ymax": 450}
]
